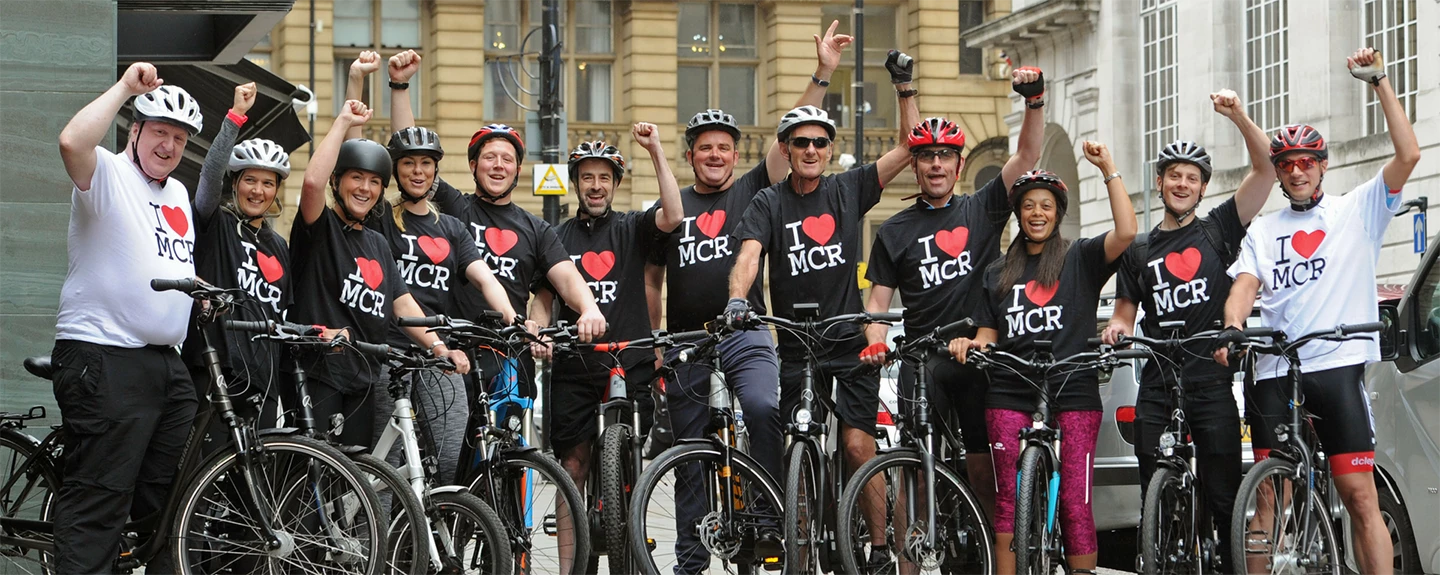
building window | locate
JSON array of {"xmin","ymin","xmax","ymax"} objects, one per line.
[
  {"xmin": 1244, "ymin": 0, "xmax": 1289, "ymax": 133},
  {"xmin": 676, "ymin": 2, "xmax": 759, "ymax": 126},
  {"xmin": 959, "ymin": 0, "xmax": 986, "ymax": 75},
  {"xmin": 484, "ymin": 0, "xmax": 615, "ymax": 124},
  {"xmin": 1363, "ymin": 0, "xmax": 1418, "ymax": 135},
  {"xmin": 245, "ymin": 33, "xmax": 272, "ymax": 70},
  {"xmin": 333, "ymin": 0, "xmax": 423, "ymax": 118},
  {"xmin": 1140, "ymin": 0, "xmax": 1178, "ymax": 188},
  {"xmin": 819, "ymin": 4, "xmax": 901, "ymax": 130}
]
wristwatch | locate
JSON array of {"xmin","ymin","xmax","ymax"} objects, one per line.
[
  {"xmin": 1103, "ymin": 172, "xmax": 1122, "ymax": 184},
  {"xmin": 429, "ymin": 340, "xmax": 445, "ymax": 353}
]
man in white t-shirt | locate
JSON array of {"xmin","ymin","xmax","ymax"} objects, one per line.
[
  {"xmin": 51, "ymin": 62, "xmax": 205, "ymax": 574},
  {"xmin": 1216, "ymin": 47, "xmax": 1420, "ymax": 575}
]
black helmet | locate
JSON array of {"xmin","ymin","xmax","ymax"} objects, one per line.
[
  {"xmin": 567, "ymin": 141, "xmax": 626, "ymax": 184},
  {"xmin": 334, "ymin": 138, "xmax": 392, "ymax": 189},
  {"xmin": 1009, "ymin": 170, "xmax": 1069, "ymax": 215},
  {"xmin": 1156, "ymin": 140, "xmax": 1212, "ymax": 183},
  {"xmin": 387, "ymin": 127, "xmax": 444, "ymax": 162},
  {"xmin": 684, "ymin": 109, "xmax": 741, "ymax": 149}
]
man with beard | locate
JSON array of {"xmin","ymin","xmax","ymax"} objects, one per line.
[{"xmin": 859, "ymin": 66, "xmax": 1048, "ymax": 525}]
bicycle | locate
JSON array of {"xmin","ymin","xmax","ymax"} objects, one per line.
[
  {"xmin": 1226, "ymin": 322, "xmax": 1385, "ymax": 575},
  {"xmin": 967, "ymin": 340, "xmax": 1148, "ymax": 575},
  {"xmin": 0, "ymin": 278, "xmax": 387, "ymax": 574},
  {"xmin": 626, "ymin": 322, "xmax": 786, "ymax": 575},
  {"xmin": 402, "ymin": 314, "xmax": 592, "ymax": 575},
  {"xmin": 836, "ymin": 318, "xmax": 995, "ymax": 574}
]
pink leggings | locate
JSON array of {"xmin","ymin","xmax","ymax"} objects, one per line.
[{"xmin": 986, "ymin": 408, "xmax": 1102, "ymax": 556}]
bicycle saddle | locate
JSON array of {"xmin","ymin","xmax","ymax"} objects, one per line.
[{"xmin": 23, "ymin": 356, "xmax": 53, "ymax": 380}]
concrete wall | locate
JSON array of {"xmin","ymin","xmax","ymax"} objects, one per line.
[{"xmin": 0, "ymin": 0, "xmax": 116, "ymax": 422}]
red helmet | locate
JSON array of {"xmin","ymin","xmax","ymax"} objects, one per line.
[
  {"xmin": 1270, "ymin": 124, "xmax": 1327, "ymax": 163},
  {"xmin": 1009, "ymin": 170, "xmax": 1069, "ymax": 214},
  {"xmin": 468, "ymin": 124, "xmax": 526, "ymax": 162},
  {"xmin": 908, "ymin": 117, "xmax": 966, "ymax": 151}
]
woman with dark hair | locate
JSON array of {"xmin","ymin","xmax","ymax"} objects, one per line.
[{"xmin": 948, "ymin": 141, "xmax": 1136, "ymax": 575}]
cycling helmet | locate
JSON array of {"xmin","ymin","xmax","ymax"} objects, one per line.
[
  {"xmin": 133, "ymin": 85, "xmax": 204, "ymax": 135},
  {"xmin": 1270, "ymin": 124, "xmax": 1327, "ymax": 163},
  {"xmin": 567, "ymin": 141, "xmax": 627, "ymax": 184},
  {"xmin": 388, "ymin": 127, "xmax": 444, "ymax": 162},
  {"xmin": 229, "ymin": 139, "xmax": 290, "ymax": 180},
  {"xmin": 776, "ymin": 105, "xmax": 836, "ymax": 142},
  {"xmin": 468, "ymin": 124, "xmax": 525, "ymax": 162},
  {"xmin": 684, "ymin": 109, "xmax": 741, "ymax": 149},
  {"xmin": 1156, "ymin": 140, "xmax": 1212, "ymax": 183},
  {"xmin": 908, "ymin": 117, "xmax": 966, "ymax": 151},
  {"xmin": 1009, "ymin": 169, "xmax": 1069, "ymax": 214},
  {"xmin": 333, "ymin": 139, "xmax": 392, "ymax": 190}
]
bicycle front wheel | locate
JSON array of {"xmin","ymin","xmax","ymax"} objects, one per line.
[
  {"xmin": 1013, "ymin": 446, "xmax": 1065, "ymax": 575},
  {"xmin": 0, "ymin": 428, "xmax": 61, "ymax": 575},
  {"xmin": 172, "ymin": 434, "xmax": 386, "ymax": 575},
  {"xmin": 351, "ymin": 453, "xmax": 428, "ymax": 575},
  {"xmin": 784, "ymin": 441, "xmax": 822, "ymax": 575},
  {"xmin": 600, "ymin": 424, "xmax": 635, "ymax": 574},
  {"xmin": 390, "ymin": 490, "xmax": 513, "ymax": 574},
  {"xmin": 836, "ymin": 448, "xmax": 995, "ymax": 574},
  {"xmin": 1231, "ymin": 457, "xmax": 1341, "ymax": 575},
  {"xmin": 1140, "ymin": 465, "xmax": 1199, "ymax": 575},
  {"xmin": 468, "ymin": 448, "xmax": 591, "ymax": 575}
]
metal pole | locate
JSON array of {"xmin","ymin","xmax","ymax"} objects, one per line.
[
  {"xmin": 853, "ymin": 0, "xmax": 864, "ymax": 164},
  {"xmin": 540, "ymin": 0, "xmax": 562, "ymax": 225},
  {"xmin": 308, "ymin": 0, "xmax": 315, "ymax": 155}
]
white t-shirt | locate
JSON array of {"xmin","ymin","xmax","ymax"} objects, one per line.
[
  {"xmin": 55, "ymin": 146, "xmax": 197, "ymax": 347},
  {"xmin": 1228, "ymin": 168, "xmax": 1402, "ymax": 377}
]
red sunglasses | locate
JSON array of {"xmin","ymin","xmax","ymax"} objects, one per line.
[{"xmin": 1275, "ymin": 156, "xmax": 1319, "ymax": 172}]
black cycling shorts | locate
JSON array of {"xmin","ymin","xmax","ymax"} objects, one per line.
[
  {"xmin": 548, "ymin": 354, "xmax": 656, "ymax": 456},
  {"xmin": 1248, "ymin": 363, "xmax": 1376, "ymax": 475},
  {"xmin": 779, "ymin": 338, "xmax": 880, "ymax": 434}
]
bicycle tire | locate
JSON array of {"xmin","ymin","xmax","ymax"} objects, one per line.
[
  {"xmin": 1230, "ymin": 457, "xmax": 1341, "ymax": 575},
  {"xmin": 1014, "ymin": 446, "xmax": 1063, "ymax": 575},
  {"xmin": 1140, "ymin": 465, "xmax": 1197, "ymax": 575},
  {"xmin": 784, "ymin": 441, "xmax": 821, "ymax": 575},
  {"xmin": 628, "ymin": 441, "xmax": 786, "ymax": 575},
  {"xmin": 172, "ymin": 434, "xmax": 386, "ymax": 575},
  {"xmin": 468, "ymin": 448, "xmax": 591, "ymax": 575},
  {"xmin": 398, "ymin": 490, "xmax": 514, "ymax": 574},
  {"xmin": 600, "ymin": 424, "xmax": 634, "ymax": 574},
  {"xmin": 836, "ymin": 448, "xmax": 995, "ymax": 574},
  {"xmin": 0, "ymin": 428, "xmax": 61, "ymax": 575},
  {"xmin": 351, "ymin": 453, "xmax": 429, "ymax": 575}
]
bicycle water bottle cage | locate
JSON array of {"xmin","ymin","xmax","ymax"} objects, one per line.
[{"xmin": 793, "ymin": 302, "xmax": 821, "ymax": 320}]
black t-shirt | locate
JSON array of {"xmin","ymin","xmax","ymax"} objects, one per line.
[
  {"xmin": 734, "ymin": 163, "xmax": 883, "ymax": 358},
  {"xmin": 434, "ymin": 179, "xmax": 571, "ymax": 320},
  {"xmin": 976, "ymin": 235, "xmax": 1117, "ymax": 412},
  {"xmin": 1116, "ymin": 198, "xmax": 1248, "ymax": 386},
  {"xmin": 552, "ymin": 208, "xmax": 660, "ymax": 367},
  {"xmin": 186, "ymin": 207, "xmax": 292, "ymax": 380},
  {"xmin": 650, "ymin": 160, "xmax": 771, "ymax": 331},
  {"xmin": 365, "ymin": 202, "xmax": 484, "ymax": 347},
  {"xmin": 866, "ymin": 176, "xmax": 1010, "ymax": 337},
  {"xmin": 289, "ymin": 208, "xmax": 410, "ymax": 391}
]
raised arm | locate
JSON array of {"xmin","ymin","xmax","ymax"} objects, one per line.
[
  {"xmin": 195, "ymin": 83, "xmax": 256, "ymax": 221},
  {"xmin": 766, "ymin": 20, "xmax": 854, "ymax": 184},
  {"xmin": 875, "ymin": 50, "xmax": 919, "ymax": 186},
  {"xmin": 1002, "ymin": 68, "xmax": 1046, "ymax": 188},
  {"xmin": 1083, "ymin": 141, "xmax": 1136, "ymax": 263},
  {"xmin": 632, "ymin": 122, "xmax": 684, "ymax": 232},
  {"xmin": 300, "ymin": 100, "xmax": 372, "ymax": 225},
  {"xmin": 388, "ymin": 50, "xmax": 421, "ymax": 131},
  {"xmin": 1348, "ymin": 48, "xmax": 1421, "ymax": 190},
  {"xmin": 344, "ymin": 50, "xmax": 381, "ymax": 141},
  {"xmin": 544, "ymin": 261, "xmax": 608, "ymax": 342},
  {"xmin": 59, "ymin": 62, "xmax": 162, "ymax": 191},
  {"xmin": 1210, "ymin": 89, "xmax": 1275, "ymax": 224}
]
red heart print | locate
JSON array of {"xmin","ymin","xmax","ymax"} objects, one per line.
[
  {"xmin": 1163, "ymin": 247, "xmax": 1202, "ymax": 282},
  {"xmin": 801, "ymin": 214, "xmax": 835, "ymax": 245},
  {"xmin": 696, "ymin": 210, "xmax": 726, "ymax": 238},
  {"xmin": 417, "ymin": 236, "xmax": 451, "ymax": 264},
  {"xmin": 581, "ymin": 251, "xmax": 616, "ymax": 281},
  {"xmin": 935, "ymin": 226, "xmax": 970, "ymax": 259},
  {"xmin": 1025, "ymin": 280, "xmax": 1058, "ymax": 307},
  {"xmin": 161, "ymin": 205, "xmax": 189, "ymax": 237},
  {"xmin": 1291, "ymin": 230, "xmax": 1325, "ymax": 259},
  {"xmin": 485, "ymin": 228, "xmax": 518, "ymax": 256},
  {"xmin": 256, "ymin": 251, "xmax": 284, "ymax": 283},
  {"xmin": 355, "ymin": 257, "xmax": 384, "ymax": 290}
]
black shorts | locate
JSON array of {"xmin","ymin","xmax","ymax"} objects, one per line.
[
  {"xmin": 779, "ymin": 338, "xmax": 880, "ymax": 433},
  {"xmin": 548, "ymin": 354, "xmax": 656, "ymax": 455},
  {"xmin": 1248, "ymin": 363, "xmax": 1376, "ymax": 475},
  {"xmin": 1135, "ymin": 377, "xmax": 1242, "ymax": 458},
  {"xmin": 898, "ymin": 356, "xmax": 990, "ymax": 454}
]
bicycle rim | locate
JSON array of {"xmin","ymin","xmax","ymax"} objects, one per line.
[
  {"xmin": 1232, "ymin": 457, "xmax": 1341, "ymax": 575},
  {"xmin": 600, "ymin": 424, "xmax": 634, "ymax": 574},
  {"xmin": 784, "ymin": 442, "xmax": 821, "ymax": 575},
  {"xmin": 1141, "ymin": 466, "xmax": 1197, "ymax": 575},
  {"xmin": 469, "ymin": 449, "xmax": 590, "ymax": 575},
  {"xmin": 0, "ymin": 431, "xmax": 60, "ymax": 575}
]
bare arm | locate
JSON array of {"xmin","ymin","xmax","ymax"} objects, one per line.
[
  {"xmin": 1212, "ymin": 273, "xmax": 1260, "ymax": 367},
  {"xmin": 1103, "ymin": 298, "xmax": 1138, "ymax": 345},
  {"xmin": 394, "ymin": 293, "xmax": 471, "ymax": 374},
  {"xmin": 645, "ymin": 264, "xmax": 665, "ymax": 331},
  {"xmin": 344, "ymin": 51, "xmax": 380, "ymax": 140},
  {"xmin": 301, "ymin": 101, "xmax": 372, "ymax": 225},
  {"xmin": 545, "ymin": 261, "xmax": 607, "ymax": 342},
  {"xmin": 765, "ymin": 21, "xmax": 855, "ymax": 185},
  {"xmin": 388, "ymin": 50, "xmax": 421, "ymax": 131},
  {"xmin": 728, "ymin": 239, "xmax": 763, "ymax": 300},
  {"xmin": 1083, "ymin": 142, "xmax": 1136, "ymax": 262},
  {"xmin": 60, "ymin": 62, "xmax": 161, "ymax": 191},
  {"xmin": 465, "ymin": 260, "xmax": 518, "ymax": 322},
  {"xmin": 874, "ymin": 81, "xmax": 918, "ymax": 187},
  {"xmin": 947, "ymin": 326, "xmax": 999, "ymax": 364},
  {"xmin": 1347, "ymin": 48, "xmax": 1421, "ymax": 189},
  {"xmin": 863, "ymin": 284, "xmax": 896, "ymax": 348},
  {"xmin": 633, "ymin": 122, "xmax": 684, "ymax": 232},
  {"xmin": 1210, "ymin": 89, "xmax": 1275, "ymax": 224},
  {"xmin": 1001, "ymin": 68, "xmax": 1046, "ymax": 188}
]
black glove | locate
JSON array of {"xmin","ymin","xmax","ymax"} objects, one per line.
[
  {"xmin": 723, "ymin": 298, "xmax": 752, "ymax": 330},
  {"xmin": 1215, "ymin": 326, "xmax": 1247, "ymax": 356},
  {"xmin": 885, "ymin": 50, "xmax": 914, "ymax": 85},
  {"xmin": 1013, "ymin": 66, "xmax": 1044, "ymax": 100}
]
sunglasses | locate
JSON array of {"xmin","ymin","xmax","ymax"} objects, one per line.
[
  {"xmin": 789, "ymin": 136, "xmax": 832, "ymax": 150},
  {"xmin": 1275, "ymin": 156, "xmax": 1319, "ymax": 172},
  {"xmin": 913, "ymin": 148, "xmax": 959, "ymax": 162}
]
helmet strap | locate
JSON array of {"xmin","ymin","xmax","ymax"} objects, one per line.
[
  {"xmin": 330, "ymin": 178, "xmax": 370, "ymax": 227},
  {"xmin": 1160, "ymin": 190, "xmax": 1200, "ymax": 228},
  {"xmin": 128, "ymin": 121, "xmax": 170, "ymax": 187},
  {"xmin": 1280, "ymin": 174, "xmax": 1325, "ymax": 211},
  {"xmin": 471, "ymin": 166, "xmax": 518, "ymax": 203}
]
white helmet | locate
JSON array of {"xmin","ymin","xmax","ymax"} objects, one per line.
[
  {"xmin": 776, "ymin": 105, "xmax": 836, "ymax": 142},
  {"xmin": 230, "ymin": 139, "xmax": 290, "ymax": 179},
  {"xmin": 133, "ymin": 85, "xmax": 203, "ymax": 135}
]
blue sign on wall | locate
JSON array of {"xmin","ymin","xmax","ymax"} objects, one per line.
[{"xmin": 1414, "ymin": 213, "xmax": 1427, "ymax": 254}]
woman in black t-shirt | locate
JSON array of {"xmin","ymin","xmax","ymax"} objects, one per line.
[
  {"xmin": 289, "ymin": 100, "xmax": 472, "ymax": 448},
  {"xmin": 947, "ymin": 142, "xmax": 1136, "ymax": 575}
]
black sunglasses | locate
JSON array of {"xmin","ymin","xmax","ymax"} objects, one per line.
[{"xmin": 789, "ymin": 136, "xmax": 832, "ymax": 149}]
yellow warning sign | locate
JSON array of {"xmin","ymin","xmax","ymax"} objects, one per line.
[
  {"xmin": 533, "ymin": 164, "xmax": 568, "ymax": 196},
  {"xmin": 857, "ymin": 261, "xmax": 872, "ymax": 290}
]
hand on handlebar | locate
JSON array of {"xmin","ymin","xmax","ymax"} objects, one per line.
[
  {"xmin": 322, "ymin": 327, "xmax": 351, "ymax": 347},
  {"xmin": 1101, "ymin": 322, "xmax": 1132, "ymax": 346},
  {"xmin": 1212, "ymin": 326, "xmax": 1248, "ymax": 367},
  {"xmin": 858, "ymin": 342, "xmax": 889, "ymax": 366},
  {"xmin": 723, "ymin": 298, "xmax": 752, "ymax": 330},
  {"xmin": 948, "ymin": 337, "xmax": 982, "ymax": 364},
  {"xmin": 575, "ymin": 309, "xmax": 606, "ymax": 343},
  {"xmin": 443, "ymin": 348, "xmax": 471, "ymax": 375}
]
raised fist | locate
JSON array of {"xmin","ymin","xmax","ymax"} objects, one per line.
[
  {"xmin": 1210, "ymin": 89, "xmax": 1243, "ymax": 119},
  {"xmin": 1012, "ymin": 67, "xmax": 1044, "ymax": 100},
  {"xmin": 389, "ymin": 50, "xmax": 422, "ymax": 84},
  {"xmin": 350, "ymin": 50, "xmax": 381, "ymax": 79},
  {"xmin": 1347, "ymin": 47, "xmax": 1386, "ymax": 86},
  {"xmin": 120, "ymin": 62, "xmax": 163, "ymax": 96},
  {"xmin": 885, "ymin": 50, "xmax": 914, "ymax": 85},
  {"xmin": 232, "ymin": 82, "xmax": 257, "ymax": 116}
]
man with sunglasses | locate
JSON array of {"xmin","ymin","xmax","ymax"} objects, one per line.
[
  {"xmin": 728, "ymin": 48, "xmax": 918, "ymax": 569},
  {"xmin": 857, "ymin": 66, "xmax": 1047, "ymax": 524},
  {"xmin": 1215, "ymin": 47, "xmax": 1420, "ymax": 575}
]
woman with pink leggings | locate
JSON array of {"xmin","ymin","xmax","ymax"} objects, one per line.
[{"xmin": 948, "ymin": 142, "xmax": 1137, "ymax": 574}]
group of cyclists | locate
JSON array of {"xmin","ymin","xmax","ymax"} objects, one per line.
[{"xmin": 42, "ymin": 11, "xmax": 1420, "ymax": 572}]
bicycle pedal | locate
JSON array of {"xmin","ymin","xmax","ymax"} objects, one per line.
[
  {"xmin": 543, "ymin": 513, "xmax": 558, "ymax": 536},
  {"xmin": 762, "ymin": 555, "xmax": 783, "ymax": 571}
]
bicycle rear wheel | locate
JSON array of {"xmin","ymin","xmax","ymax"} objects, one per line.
[
  {"xmin": 468, "ymin": 448, "xmax": 590, "ymax": 575},
  {"xmin": 599, "ymin": 423, "xmax": 635, "ymax": 574},
  {"xmin": 1014, "ymin": 446, "xmax": 1064, "ymax": 575},
  {"xmin": 784, "ymin": 441, "xmax": 822, "ymax": 575},
  {"xmin": 351, "ymin": 453, "xmax": 428, "ymax": 575},
  {"xmin": 836, "ymin": 449, "xmax": 995, "ymax": 574},
  {"xmin": 1231, "ymin": 457, "xmax": 1341, "ymax": 575},
  {"xmin": 0, "ymin": 429, "xmax": 61, "ymax": 575},
  {"xmin": 390, "ymin": 490, "xmax": 513, "ymax": 574},
  {"xmin": 1140, "ymin": 465, "xmax": 1198, "ymax": 575}
]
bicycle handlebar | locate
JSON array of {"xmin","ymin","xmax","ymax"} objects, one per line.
[
  {"xmin": 150, "ymin": 277, "xmax": 199, "ymax": 293},
  {"xmin": 752, "ymin": 311, "xmax": 901, "ymax": 333}
]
